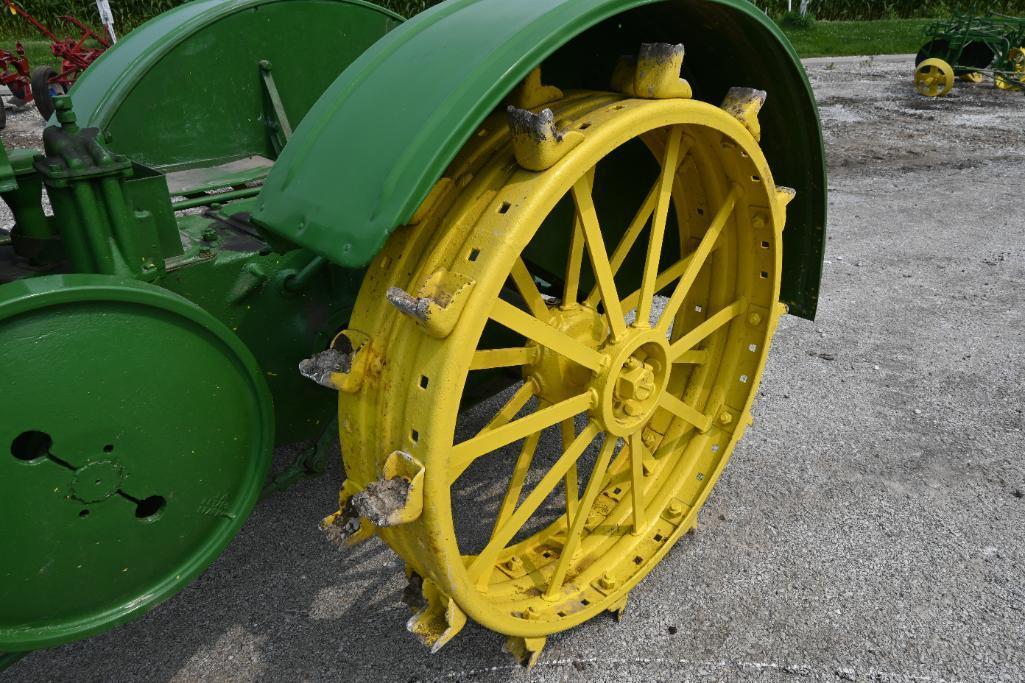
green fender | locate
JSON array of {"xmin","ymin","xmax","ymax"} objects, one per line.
[
  {"xmin": 254, "ymin": 0, "xmax": 826, "ymax": 318},
  {"xmin": 69, "ymin": 0, "xmax": 402, "ymax": 171}
]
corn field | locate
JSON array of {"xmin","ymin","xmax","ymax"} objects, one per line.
[
  {"xmin": 0, "ymin": 0, "xmax": 1021, "ymax": 38},
  {"xmin": 753, "ymin": 0, "xmax": 1025, "ymax": 20}
]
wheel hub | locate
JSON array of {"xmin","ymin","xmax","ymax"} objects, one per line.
[
  {"xmin": 526, "ymin": 304, "xmax": 607, "ymax": 402},
  {"xmin": 596, "ymin": 331, "xmax": 670, "ymax": 436}
]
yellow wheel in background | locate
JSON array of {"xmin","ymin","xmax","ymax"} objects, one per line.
[
  {"xmin": 338, "ymin": 89, "xmax": 787, "ymax": 662},
  {"xmin": 915, "ymin": 58, "xmax": 955, "ymax": 97},
  {"xmin": 959, "ymin": 71, "xmax": 984, "ymax": 83},
  {"xmin": 996, "ymin": 47, "xmax": 1025, "ymax": 91}
]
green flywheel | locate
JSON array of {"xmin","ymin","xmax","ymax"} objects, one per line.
[{"xmin": 0, "ymin": 274, "xmax": 273, "ymax": 651}]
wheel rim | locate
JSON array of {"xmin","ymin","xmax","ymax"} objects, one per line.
[
  {"xmin": 915, "ymin": 58, "xmax": 954, "ymax": 97},
  {"xmin": 341, "ymin": 92, "xmax": 785, "ymax": 640}
]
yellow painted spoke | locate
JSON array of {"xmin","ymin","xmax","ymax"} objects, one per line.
[
  {"xmin": 669, "ymin": 300, "xmax": 746, "ymax": 361},
  {"xmin": 657, "ymin": 184, "xmax": 740, "ymax": 334},
  {"xmin": 637, "ymin": 127, "xmax": 683, "ymax": 328},
  {"xmin": 469, "ymin": 421, "xmax": 602, "ymax": 584},
  {"xmin": 572, "ymin": 178, "xmax": 626, "ymax": 341},
  {"xmin": 563, "ymin": 171, "xmax": 592, "ymax": 306},
  {"xmin": 491, "ymin": 298, "xmax": 604, "ymax": 371},
  {"xmin": 470, "ymin": 346, "xmax": 537, "ymax": 371},
  {"xmin": 560, "ymin": 419, "xmax": 579, "ymax": 529},
  {"xmin": 629, "ymin": 431, "xmax": 647, "ymax": 534},
  {"xmin": 584, "ymin": 181, "xmax": 658, "ymax": 309},
  {"xmin": 490, "ymin": 431, "xmax": 542, "ymax": 537},
  {"xmin": 619, "ymin": 256, "xmax": 691, "ymax": 314},
  {"xmin": 511, "ymin": 258, "xmax": 550, "ymax": 321},
  {"xmin": 585, "ymin": 137, "xmax": 691, "ymax": 309},
  {"xmin": 479, "ymin": 380, "xmax": 535, "ymax": 435},
  {"xmin": 545, "ymin": 434, "xmax": 617, "ymax": 598},
  {"xmin": 674, "ymin": 349, "xmax": 707, "ymax": 365},
  {"xmin": 657, "ymin": 392, "xmax": 713, "ymax": 433},
  {"xmin": 451, "ymin": 392, "xmax": 593, "ymax": 482}
]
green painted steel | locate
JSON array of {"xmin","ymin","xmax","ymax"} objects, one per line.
[
  {"xmin": 165, "ymin": 205, "xmax": 361, "ymax": 444},
  {"xmin": 254, "ymin": 0, "xmax": 826, "ymax": 318},
  {"xmin": 69, "ymin": 0, "xmax": 401, "ymax": 170},
  {"xmin": 0, "ymin": 275, "xmax": 274, "ymax": 651}
]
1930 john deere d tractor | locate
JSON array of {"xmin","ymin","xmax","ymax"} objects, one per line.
[{"xmin": 0, "ymin": 0, "xmax": 825, "ymax": 667}]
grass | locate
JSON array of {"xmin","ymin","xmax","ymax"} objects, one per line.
[
  {"xmin": 0, "ymin": 18, "xmax": 932, "ymax": 79},
  {"xmin": 779, "ymin": 18, "xmax": 933, "ymax": 57}
]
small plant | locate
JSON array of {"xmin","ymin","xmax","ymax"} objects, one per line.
[{"xmin": 780, "ymin": 10, "xmax": 816, "ymax": 29}]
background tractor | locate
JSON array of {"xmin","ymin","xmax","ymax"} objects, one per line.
[{"xmin": 0, "ymin": 0, "xmax": 825, "ymax": 667}]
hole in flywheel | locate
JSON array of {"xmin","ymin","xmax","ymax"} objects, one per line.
[
  {"xmin": 11, "ymin": 430, "xmax": 52, "ymax": 461},
  {"xmin": 79, "ymin": 509, "xmax": 90, "ymax": 519},
  {"xmin": 135, "ymin": 495, "xmax": 166, "ymax": 520},
  {"xmin": 103, "ymin": 444, "xmax": 114, "ymax": 453}
]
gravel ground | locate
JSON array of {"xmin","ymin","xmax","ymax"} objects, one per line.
[{"xmin": 5, "ymin": 57, "xmax": 1025, "ymax": 682}]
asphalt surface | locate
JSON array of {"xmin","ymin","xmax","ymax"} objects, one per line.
[{"xmin": 5, "ymin": 57, "xmax": 1025, "ymax": 681}]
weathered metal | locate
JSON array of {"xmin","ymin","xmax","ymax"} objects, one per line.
[
  {"xmin": 915, "ymin": 11, "xmax": 1025, "ymax": 96},
  {"xmin": 253, "ymin": 0, "xmax": 825, "ymax": 319},
  {"xmin": 0, "ymin": 0, "xmax": 826, "ymax": 666}
]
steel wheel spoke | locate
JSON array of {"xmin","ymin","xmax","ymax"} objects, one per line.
[
  {"xmin": 563, "ymin": 170, "xmax": 593, "ymax": 306},
  {"xmin": 585, "ymin": 136, "xmax": 691, "ymax": 309},
  {"xmin": 511, "ymin": 258, "xmax": 550, "ymax": 320},
  {"xmin": 470, "ymin": 346, "xmax": 537, "ymax": 371},
  {"xmin": 619, "ymin": 256, "xmax": 691, "ymax": 314},
  {"xmin": 491, "ymin": 299, "xmax": 604, "ymax": 371},
  {"xmin": 560, "ymin": 419, "xmax": 579, "ymax": 528},
  {"xmin": 657, "ymin": 184, "xmax": 740, "ymax": 333},
  {"xmin": 657, "ymin": 392, "xmax": 713, "ymax": 432},
  {"xmin": 669, "ymin": 300, "xmax": 746, "ymax": 361},
  {"xmin": 572, "ymin": 178, "xmax": 626, "ymax": 340},
  {"xmin": 544, "ymin": 434, "xmax": 617, "ymax": 598},
  {"xmin": 629, "ymin": 431, "xmax": 647, "ymax": 534},
  {"xmin": 469, "ymin": 421, "xmax": 602, "ymax": 584},
  {"xmin": 490, "ymin": 430, "xmax": 542, "ymax": 536},
  {"xmin": 584, "ymin": 179, "xmax": 658, "ymax": 309},
  {"xmin": 674, "ymin": 349, "xmax": 707, "ymax": 365},
  {"xmin": 479, "ymin": 380, "xmax": 536, "ymax": 435},
  {"xmin": 451, "ymin": 392, "xmax": 593, "ymax": 482},
  {"xmin": 637, "ymin": 127, "xmax": 683, "ymax": 328}
]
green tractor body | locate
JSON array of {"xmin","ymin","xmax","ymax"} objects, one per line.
[{"xmin": 0, "ymin": 0, "xmax": 825, "ymax": 664}]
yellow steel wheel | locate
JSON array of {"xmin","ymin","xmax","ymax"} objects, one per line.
[
  {"xmin": 915, "ymin": 58, "xmax": 955, "ymax": 97},
  {"xmin": 995, "ymin": 47, "xmax": 1025, "ymax": 91},
  {"xmin": 959, "ymin": 71, "xmax": 984, "ymax": 83},
  {"xmin": 339, "ymin": 90, "xmax": 786, "ymax": 661}
]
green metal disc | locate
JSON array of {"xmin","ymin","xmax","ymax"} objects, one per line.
[{"xmin": 0, "ymin": 275, "xmax": 273, "ymax": 651}]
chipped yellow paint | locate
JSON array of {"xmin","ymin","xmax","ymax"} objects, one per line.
[{"xmin": 336, "ymin": 68, "xmax": 787, "ymax": 665}]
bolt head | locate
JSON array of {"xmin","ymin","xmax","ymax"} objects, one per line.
[
  {"xmin": 599, "ymin": 572, "xmax": 617, "ymax": 590},
  {"xmin": 747, "ymin": 312, "xmax": 762, "ymax": 326},
  {"xmin": 719, "ymin": 411, "xmax": 733, "ymax": 425}
]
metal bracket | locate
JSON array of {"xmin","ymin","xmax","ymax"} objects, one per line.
[
  {"xmin": 386, "ymin": 269, "xmax": 476, "ymax": 338},
  {"xmin": 259, "ymin": 59, "xmax": 293, "ymax": 156},
  {"xmin": 406, "ymin": 577, "xmax": 467, "ymax": 653},
  {"xmin": 261, "ymin": 415, "xmax": 338, "ymax": 498},
  {"xmin": 352, "ymin": 450, "xmax": 426, "ymax": 527},
  {"xmin": 507, "ymin": 106, "xmax": 584, "ymax": 171},
  {"xmin": 504, "ymin": 635, "xmax": 547, "ymax": 668},
  {"xmin": 720, "ymin": 86, "xmax": 767, "ymax": 142},
  {"xmin": 612, "ymin": 43, "xmax": 693, "ymax": 100}
]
